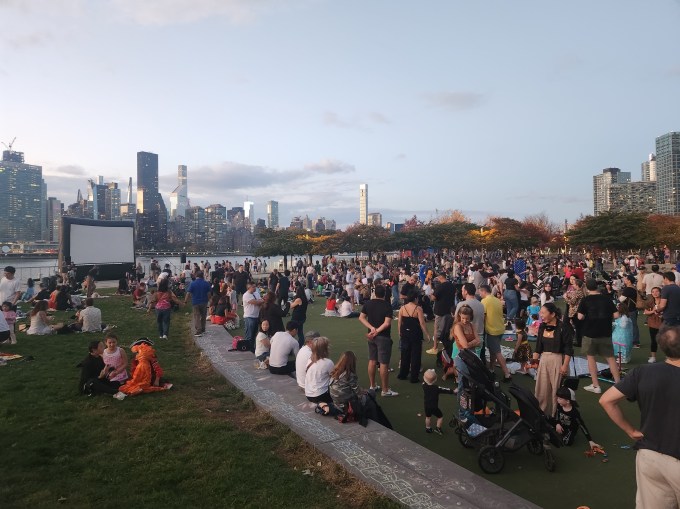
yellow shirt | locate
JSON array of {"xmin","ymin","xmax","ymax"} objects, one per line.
[{"xmin": 482, "ymin": 295, "xmax": 505, "ymax": 336}]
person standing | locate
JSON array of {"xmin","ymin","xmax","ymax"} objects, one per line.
[
  {"xmin": 600, "ymin": 326, "xmax": 680, "ymax": 508},
  {"xmin": 479, "ymin": 285, "xmax": 512, "ymax": 383},
  {"xmin": 454, "ymin": 283, "xmax": 485, "ymax": 348},
  {"xmin": 289, "ymin": 283, "xmax": 309, "ymax": 347},
  {"xmin": 429, "ymin": 272, "xmax": 455, "ymax": 354},
  {"xmin": 242, "ymin": 282, "xmax": 263, "ymax": 351},
  {"xmin": 397, "ymin": 289, "xmax": 430, "ymax": 383},
  {"xmin": 577, "ymin": 278, "xmax": 620, "ymax": 393},
  {"xmin": 276, "ymin": 270, "xmax": 291, "ymax": 306},
  {"xmin": 0, "ymin": 266, "xmax": 22, "ymax": 306},
  {"xmin": 656, "ymin": 271, "xmax": 680, "ymax": 328},
  {"xmin": 184, "ymin": 271, "xmax": 211, "ymax": 337},
  {"xmin": 233, "ymin": 265, "xmax": 249, "ymax": 305},
  {"xmin": 359, "ymin": 284, "xmax": 398, "ymax": 397},
  {"xmin": 620, "ymin": 275, "xmax": 640, "ymax": 347}
]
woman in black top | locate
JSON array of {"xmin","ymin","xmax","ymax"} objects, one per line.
[
  {"xmin": 531, "ymin": 303, "xmax": 574, "ymax": 417},
  {"xmin": 259, "ymin": 291, "xmax": 290, "ymax": 335},
  {"xmin": 78, "ymin": 340, "xmax": 121, "ymax": 395},
  {"xmin": 289, "ymin": 284, "xmax": 308, "ymax": 347}
]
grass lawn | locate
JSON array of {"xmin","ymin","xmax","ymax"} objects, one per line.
[
  {"xmin": 294, "ymin": 298, "xmax": 650, "ymax": 509},
  {"xmin": 0, "ymin": 294, "xmax": 399, "ymax": 509}
]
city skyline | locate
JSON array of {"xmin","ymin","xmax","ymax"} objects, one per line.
[{"xmin": 2, "ymin": 1, "xmax": 680, "ymax": 227}]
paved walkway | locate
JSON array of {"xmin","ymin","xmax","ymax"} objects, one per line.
[{"xmin": 193, "ymin": 323, "xmax": 538, "ymax": 509}]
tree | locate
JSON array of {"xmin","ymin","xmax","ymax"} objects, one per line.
[
  {"xmin": 340, "ymin": 224, "xmax": 389, "ymax": 261},
  {"xmin": 436, "ymin": 209, "xmax": 471, "ymax": 224},
  {"xmin": 255, "ymin": 229, "xmax": 307, "ymax": 269},
  {"xmin": 648, "ymin": 214, "xmax": 680, "ymax": 249},
  {"xmin": 566, "ymin": 212, "xmax": 654, "ymax": 250},
  {"xmin": 522, "ymin": 212, "xmax": 561, "ymax": 246}
]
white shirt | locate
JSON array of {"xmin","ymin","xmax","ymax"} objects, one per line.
[
  {"xmin": 80, "ymin": 306, "xmax": 102, "ymax": 332},
  {"xmin": 295, "ymin": 345, "xmax": 313, "ymax": 388},
  {"xmin": 304, "ymin": 358, "xmax": 335, "ymax": 397},
  {"xmin": 0, "ymin": 312, "xmax": 8, "ymax": 333},
  {"xmin": 242, "ymin": 290, "xmax": 261, "ymax": 319},
  {"xmin": 268, "ymin": 331, "xmax": 299, "ymax": 368},
  {"xmin": 0, "ymin": 277, "xmax": 22, "ymax": 304},
  {"xmin": 643, "ymin": 272, "xmax": 664, "ymax": 292},
  {"xmin": 338, "ymin": 300, "xmax": 353, "ymax": 317},
  {"xmin": 255, "ymin": 331, "xmax": 269, "ymax": 357}
]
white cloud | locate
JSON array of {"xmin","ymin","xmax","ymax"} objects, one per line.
[
  {"xmin": 424, "ymin": 91, "xmax": 484, "ymax": 111},
  {"xmin": 304, "ymin": 159, "xmax": 355, "ymax": 174}
]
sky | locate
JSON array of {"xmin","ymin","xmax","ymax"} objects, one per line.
[{"xmin": 2, "ymin": 0, "xmax": 680, "ymax": 229}]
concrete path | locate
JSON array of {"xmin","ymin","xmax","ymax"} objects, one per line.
[{"xmin": 194, "ymin": 323, "xmax": 539, "ymax": 509}]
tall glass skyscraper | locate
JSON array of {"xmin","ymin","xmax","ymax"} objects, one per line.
[
  {"xmin": 266, "ymin": 200, "xmax": 279, "ymax": 229},
  {"xmin": 656, "ymin": 132, "xmax": 680, "ymax": 215},
  {"xmin": 136, "ymin": 151, "xmax": 167, "ymax": 248},
  {"xmin": 0, "ymin": 150, "xmax": 44, "ymax": 242},
  {"xmin": 359, "ymin": 184, "xmax": 368, "ymax": 224}
]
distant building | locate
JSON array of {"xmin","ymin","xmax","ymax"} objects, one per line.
[
  {"xmin": 593, "ymin": 168, "xmax": 631, "ymax": 215},
  {"xmin": 205, "ymin": 204, "xmax": 227, "ymax": 249},
  {"xmin": 185, "ymin": 206, "xmax": 206, "ymax": 247},
  {"xmin": 656, "ymin": 132, "xmax": 680, "ymax": 215},
  {"xmin": 169, "ymin": 165, "xmax": 189, "ymax": 220},
  {"xmin": 266, "ymin": 200, "xmax": 279, "ymax": 229},
  {"xmin": 228, "ymin": 207, "xmax": 245, "ymax": 227},
  {"xmin": 45, "ymin": 197, "xmax": 63, "ymax": 242},
  {"xmin": 323, "ymin": 218, "xmax": 336, "ymax": 231},
  {"xmin": 289, "ymin": 216, "xmax": 303, "ymax": 229},
  {"xmin": 386, "ymin": 222, "xmax": 404, "ymax": 233},
  {"xmin": 244, "ymin": 201, "xmax": 254, "ymax": 230},
  {"xmin": 641, "ymin": 154, "xmax": 657, "ymax": 182},
  {"xmin": 313, "ymin": 218, "xmax": 326, "ymax": 232},
  {"xmin": 609, "ymin": 181, "xmax": 657, "ymax": 214},
  {"xmin": 302, "ymin": 215, "xmax": 313, "ymax": 231},
  {"xmin": 0, "ymin": 149, "xmax": 45, "ymax": 242},
  {"xmin": 136, "ymin": 151, "xmax": 168, "ymax": 247},
  {"xmin": 359, "ymin": 184, "xmax": 368, "ymax": 224},
  {"xmin": 367, "ymin": 212, "xmax": 382, "ymax": 227},
  {"xmin": 120, "ymin": 177, "xmax": 135, "ymax": 221}
]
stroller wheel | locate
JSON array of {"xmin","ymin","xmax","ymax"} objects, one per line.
[
  {"xmin": 527, "ymin": 439, "xmax": 544, "ymax": 455},
  {"xmin": 449, "ymin": 418, "xmax": 458, "ymax": 429},
  {"xmin": 458, "ymin": 431, "xmax": 475, "ymax": 449},
  {"xmin": 478, "ymin": 446, "xmax": 505, "ymax": 474},
  {"xmin": 544, "ymin": 449, "xmax": 556, "ymax": 472}
]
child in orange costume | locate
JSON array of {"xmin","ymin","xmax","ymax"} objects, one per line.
[{"xmin": 119, "ymin": 338, "xmax": 172, "ymax": 395}]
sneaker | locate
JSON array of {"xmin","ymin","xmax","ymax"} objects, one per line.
[
  {"xmin": 584, "ymin": 384, "xmax": 602, "ymax": 394},
  {"xmin": 425, "ymin": 347, "xmax": 439, "ymax": 355},
  {"xmin": 425, "ymin": 427, "xmax": 433, "ymax": 434},
  {"xmin": 633, "ymin": 344, "xmax": 641, "ymax": 349},
  {"xmin": 113, "ymin": 392, "xmax": 126, "ymax": 401},
  {"xmin": 381, "ymin": 389, "xmax": 398, "ymax": 397},
  {"xmin": 434, "ymin": 427, "xmax": 443, "ymax": 435},
  {"xmin": 369, "ymin": 385, "xmax": 381, "ymax": 391},
  {"xmin": 194, "ymin": 333, "xmax": 203, "ymax": 337},
  {"xmin": 163, "ymin": 383, "xmax": 173, "ymax": 390},
  {"xmin": 162, "ymin": 335, "xmax": 168, "ymax": 340},
  {"xmin": 648, "ymin": 357, "xmax": 656, "ymax": 363}
]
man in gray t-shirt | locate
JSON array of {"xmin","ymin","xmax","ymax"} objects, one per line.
[
  {"xmin": 658, "ymin": 272, "xmax": 680, "ymax": 327},
  {"xmin": 455, "ymin": 283, "xmax": 485, "ymax": 338}
]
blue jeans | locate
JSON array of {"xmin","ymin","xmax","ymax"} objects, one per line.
[
  {"xmin": 391, "ymin": 285, "xmax": 400, "ymax": 310},
  {"xmin": 155, "ymin": 308, "xmax": 171, "ymax": 337},
  {"xmin": 245, "ymin": 317, "xmax": 259, "ymax": 351},
  {"xmin": 503, "ymin": 290, "xmax": 519, "ymax": 320},
  {"xmin": 629, "ymin": 310, "xmax": 640, "ymax": 344}
]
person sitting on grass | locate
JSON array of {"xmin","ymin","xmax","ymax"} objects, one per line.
[
  {"xmin": 21, "ymin": 278, "xmax": 35, "ymax": 302},
  {"xmin": 324, "ymin": 293, "xmax": 338, "ymax": 317},
  {"xmin": 551, "ymin": 387, "xmax": 601, "ymax": 450},
  {"xmin": 27, "ymin": 300, "xmax": 64, "ymax": 335},
  {"xmin": 78, "ymin": 340, "xmax": 122, "ymax": 396},
  {"xmin": 268, "ymin": 321, "xmax": 300, "ymax": 376},
  {"xmin": 102, "ymin": 333, "xmax": 129, "ymax": 384},
  {"xmin": 2, "ymin": 301, "xmax": 17, "ymax": 344},
  {"xmin": 28, "ymin": 282, "xmax": 51, "ymax": 305},
  {"xmin": 337, "ymin": 297, "xmax": 359, "ymax": 318},
  {"xmin": 119, "ymin": 338, "xmax": 172, "ymax": 396},
  {"xmin": 132, "ymin": 282, "xmax": 147, "ymax": 308},
  {"xmin": 304, "ymin": 336, "xmax": 335, "ymax": 406},
  {"xmin": 74, "ymin": 298, "xmax": 108, "ymax": 333},
  {"xmin": 422, "ymin": 369, "xmax": 454, "ymax": 435}
]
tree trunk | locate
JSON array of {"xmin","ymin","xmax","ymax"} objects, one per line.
[{"xmin": 283, "ymin": 255, "xmax": 288, "ymax": 270}]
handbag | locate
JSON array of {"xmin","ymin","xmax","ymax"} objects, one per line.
[{"xmin": 561, "ymin": 356, "xmax": 579, "ymax": 391}]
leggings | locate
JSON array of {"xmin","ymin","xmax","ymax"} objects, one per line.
[{"xmin": 649, "ymin": 327, "xmax": 659, "ymax": 353}]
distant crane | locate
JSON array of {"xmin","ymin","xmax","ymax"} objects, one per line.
[{"xmin": 2, "ymin": 137, "xmax": 17, "ymax": 151}]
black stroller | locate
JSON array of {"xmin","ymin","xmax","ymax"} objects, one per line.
[{"xmin": 451, "ymin": 349, "xmax": 561, "ymax": 473}]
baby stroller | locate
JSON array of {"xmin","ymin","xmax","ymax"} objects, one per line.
[{"xmin": 452, "ymin": 350, "xmax": 561, "ymax": 474}]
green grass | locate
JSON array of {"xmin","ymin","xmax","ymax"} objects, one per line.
[
  {"xmin": 0, "ymin": 295, "xmax": 399, "ymax": 509},
  {"xmin": 295, "ymin": 299, "xmax": 649, "ymax": 509}
]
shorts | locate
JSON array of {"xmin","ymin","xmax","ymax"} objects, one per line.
[
  {"xmin": 368, "ymin": 335, "xmax": 393, "ymax": 365},
  {"xmin": 585, "ymin": 336, "xmax": 614, "ymax": 357},
  {"xmin": 0, "ymin": 330, "xmax": 9, "ymax": 342},
  {"xmin": 485, "ymin": 334, "xmax": 502, "ymax": 356},
  {"xmin": 425, "ymin": 407, "xmax": 443, "ymax": 418}
]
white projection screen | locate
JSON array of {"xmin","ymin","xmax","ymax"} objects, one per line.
[
  {"xmin": 69, "ymin": 223, "xmax": 135, "ymax": 264},
  {"xmin": 59, "ymin": 217, "xmax": 136, "ymax": 280}
]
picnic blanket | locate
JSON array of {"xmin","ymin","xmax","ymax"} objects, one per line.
[{"xmin": 0, "ymin": 352, "xmax": 23, "ymax": 361}]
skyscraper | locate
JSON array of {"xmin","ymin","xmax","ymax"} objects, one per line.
[
  {"xmin": 136, "ymin": 151, "xmax": 168, "ymax": 247},
  {"xmin": 359, "ymin": 184, "xmax": 368, "ymax": 224},
  {"xmin": 170, "ymin": 165, "xmax": 189, "ymax": 219},
  {"xmin": 45, "ymin": 197, "xmax": 63, "ymax": 242},
  {"xmin": 641, "ymin": 154, "xmax": 657, "ymax": 182},
  {"xmin": 120, "ymin": 177, "xmax": 136, "ymax": 221},
  {"xmin": 244, "ymin": 200, "xmax": 255, "ymax": 229},
  {"xmin": 0, "ymin": 149, "xmax": 44, "ymax": 242},
  {"xmin": 205, "ymin": 204, "xmax": 227, "ymax": 248},
  {"xmin": 593, "ymin": 168, "xmax": 630, "ymax": 215},
  {"xmin": 266, "ymin": 200, "xmax": 279, "ymax": 229},
  {"xmin": 656, "ymin": 132, "xmax": 680, "ymax": 215},
  {"xmin": 367, "ymin": 212, "xmax": 382, "ymax": 227}
]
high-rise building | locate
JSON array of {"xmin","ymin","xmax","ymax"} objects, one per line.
[
  {"xmin": 45, "ymin": 197, "xmax": 62, "ymax": 242},
  {"xmin": 609, "ymin": 181, "xmax": 657, "ymax": 214},
  {"xmin": 266, "ymin": 200, "xmax": 279, "ymax": 229},
  {"xmin": 205, "ymin": 204, "xmax": 227, "ymax": 249},
  {"xmin": 120, "ymin": 177, "xmax": 136, "ymax": 221},
  {"xmin": 323, "ymin": 218, "xmax": 336, "ymax": 231},
  {"xmin": 641, "ymin": 154, "xmax": 657, "ymax": 182},
  {"xmin": 289, "ymin": 216, "xmax": 303, "ymax": 229},
  {"xmin": 0, "ymin": 149, "xmax": 44, "ymax": 242},
  {"xmin": 656, "ymin": 132, "xmax": 680, "ymax": 215},
  {"xmin": 170, "ymin": 165, "xmax": 189, "ymax": 219},
  {"xmin": 228, "ymin": 207, "xmax": 245, "ymax": 227},
  {"xmin": 359, "ymin": 184, "xmax": 368, "ymax": 224},
  {"xmin": 105, "ymin": 182, "xmax": 121, "ymax": 221},
  {"xmin": 593, "ymin": 168, "xmax": 631, "ymax": 215},
  {"xmin": 367, "ymin": 212, "xmax": 382, "ymax": 227},
  {"xmin": 185, "ymin": 206, "xmax": 206, "ymax": 247},
  {"xmin": 136, "ymin": 151, "xmax": 168, "ymax": 247},
  {"xmin": 244, "ymin": 200, "xmax": 254, "ymax": 229},
  {"xmin": 313, "ymin": 218, "xmax": 326, "ymax": 232}
]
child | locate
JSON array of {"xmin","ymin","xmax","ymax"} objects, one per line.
[
  {"xmin": 1, "ymin": 301, "xmax": 17, "ymax": 344},
  {"xmin": 102, "ymin": 333, "xmax": 129, "ymax": 383},
  {"xmin": 512, "ymin": 318, "xmax": 532, "ymax": 373},
  {"xmin": 612, "ymin": 303, "xmax": 633, "ymax": 364},
  {"xmin": 526, "ymin": 296, "xmax": 540, "ymax": 327},
  {"xmin": 552, "ymin": 387, "xmax": 601, "ymax": 449},
  {"xmin": 254, "ymin": 320, "xmax": 271, "ymax": 364},
  {"xmin": 422, "ymin": 369, "xmax": 454, "ymax": 435}
]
